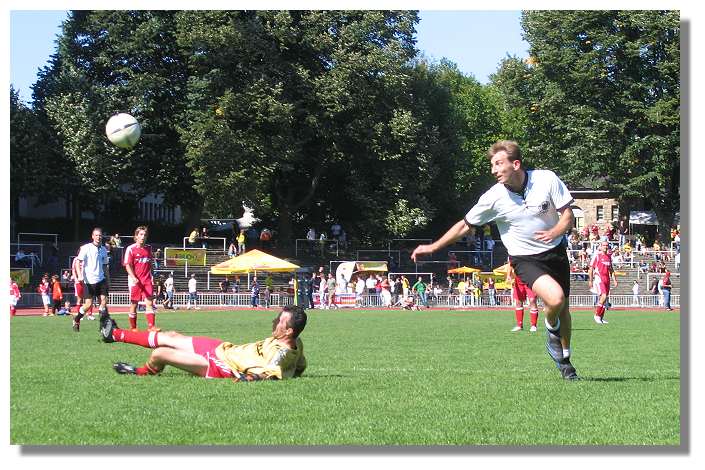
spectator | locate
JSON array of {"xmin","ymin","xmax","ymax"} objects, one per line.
[
  {"xmin": 111, "ymin": 233, "xmax": 123, "ymax": 248},
  {"xmin": 237, "ymin": 230, "xmax": 246, "ymax": 255},
  {"xmin": 38, "ymin": 274, "xmax": 51, "ymax": 316},
  {"xmin": 155, "ymin": 275, "xmax": 166, "ymax": 305},
  {"xmin": 228, "ymin": 241, "xmax": 237, "ymax": 258},
  {"xmin": 57, "ymin": 300, "xmax": 72, "ymax": 316},
  {"xmin": 187, "ymin": 227, "xmax": 199, "ymax": 247},
  {"xmin": 50, "ymin": 274, "xmax": 63, "ymax": 316},
  {"xmin": 618, "ymin": 219, "xmax": 628, "ymax": 247},
  {"xmin": 219, "ymin": 276, "xmax": 231, "ymax": 294},
  {"xmin": 164, "ymin": 273, "xmax": 174, "ymax": 309},
  {"xmin": 250, "ymin": 277, "xmax": 260, "ymax": 308},
  {"xmin": 380, "ymin": 276, "xmax": 392, "ymax": 307},
  {"xmin": 306, "ymin": 228, "xmax": 316, "ymax": 241},
  {"xmin": 15, "ymin": 247, "xmax": 39, "ymax": 269},
  {"xmin": 318, "ymin": 232, "xmax": 327, "ymax": 257},
  {"xmin": 201, "ymin": 226, "xmax": 209, "ymax": 249},
  {"xmin": 675, "ymin": 251, "xmax": 680, "ymax": 272},
  {"xmin": 232, "ymin": 276, "xmax": 240, "ymax": 294},
  {"xmin": 331, "ymin": 222, "xmax": 342, "ymax": 241},
  {"xmin": 154, "ymin": 249, "xmax": 162, "ymax": 270},
  {"xmin": 412, "ymin": 277, "xmax": 428, "ymax": 308},
  {"xmin": 487, "ymin": 277, "xmax": 496, "ymax": 306},
  {"xmin": 318, "ymin": 273, "xmax": 327, "ymax": 309},
  {"xmin": 62, "ymin": 269, "xmax": 72, "ymax": 284},
  {"xmin": 632, "ymin": 280, "xmax": 640, "ymax": 306},
  {"xmin": 305, "ymin": 273, "xmax": 316, "ymax": 309},
  {"xmin": 661, "ymin": 269, "xmax": 673, "ymax": 311},
  {"xmin": 401, "ymin": 275, "xmax": 410, "ymax": 299},
  {"xmin": 649, "ymin": 276, "xmax": 659, "ymax": 296},
  {"xmin": 638, "ymin": 260, "xmax": 649, "ymax": 275},
  {"xmin": 260, "ymin": 228, "xmax": 272, "ymax": 250},
  {"xmin": 448, "ymin": 252, "xmax": 459, "ymax": 269},
  {"xmin": 186, "ymin": 274, "xmax": 200, "ymax": 310},
  {"xmin": 326, "ymin": 273, "xmax": 338, "ymax": 309}
]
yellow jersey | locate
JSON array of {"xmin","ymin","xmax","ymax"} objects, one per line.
[{"xmin": 215, "ymin": 336, "xmax": 306, "ymax": 380}]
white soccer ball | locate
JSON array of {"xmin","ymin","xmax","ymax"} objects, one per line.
[{"xmin": 105, "ymin": 113, "xmax": 141, "ymax": 149}]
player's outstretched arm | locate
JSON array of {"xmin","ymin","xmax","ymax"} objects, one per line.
[{"xmin": 411, "ymin": 219, "xmax": 471, "ymax": 262}]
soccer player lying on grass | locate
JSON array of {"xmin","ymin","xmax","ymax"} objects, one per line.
[{"xmin": 99, "ymin": 306, "xmax": 307, "ymax": 382}]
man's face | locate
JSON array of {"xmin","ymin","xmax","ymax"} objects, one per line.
[
  {"xmin": 600, "ymin": 242, "xmax": 609, "ymax": 253},
  {"xmin": 91, "ymin": 230, "xmax": 103, "ymax": 246},
  {"xmin": 272, "ymin": 310, "xmax": 293, "ymax": 339},
  {"xmin": 135, "ymin": 229, "xmax": 147, "ymax": 246},
  {"xmin": 490, "ymin": 151, "xmax": 521, "ymax": 185}
]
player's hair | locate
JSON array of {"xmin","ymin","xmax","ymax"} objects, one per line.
[
  {"xmin": 92, "ymin": 227, "xmax": 103, "ymax": 235},
  {"xmin": 283, "ymin": 305, "xmax": 307, "ymax": 338},
  {"xmin": 134, "ymin": 225, "xmax": 148, "ymax": 239},
  {"xmin": 487, "ymin": 140, "xmax": 522, "ymax": 165}
]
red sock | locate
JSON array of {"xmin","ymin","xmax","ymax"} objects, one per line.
[
  {"xmin": 514, "ymin": 308, "xmax": 524, "ymax": 327},
  {"xmin": 599, "ymin": 304, "xmax": 606, "ymax": 318},
  {"xmin": 10, "ymin": 306, "xmax": 16, "ymax": 316},
  {"xmin": 135, "ymin": 363, "xmax": 160, "ymax": 376},
  {"xmin": 530, "ymin": 308, "xmax": 539, "ymax": 327},
  {"xmin": 594, "ymin": 304, "xmax": 603, "ymax": 318},
  {"xmin": 129, "ymin": 314, "xmax": 137, "ymax": 330},
  {"xmin": 113, "ymin": 328, "xmax": 160, "ymax": 348},
  {"xmin": 146, "ymin": 312, "xmax": 155, "ymax": 328}
]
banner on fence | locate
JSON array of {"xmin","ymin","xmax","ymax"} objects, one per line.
[
  {"xmin": 164, "ymin": 248, "xmax": 207, "ymax": 267},
  {"xmin": 314, "ymin": 293, "xmax": 356, "ymax": 308},
  {"xmin": 10, "ymin": 269, "xmax": 31, "ymax": 288}
]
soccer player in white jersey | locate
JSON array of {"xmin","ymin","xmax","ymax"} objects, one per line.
[
  {"xmin": 74, "ymin": 227, "xmax": 110, "ymax": 332},
  {"xmin": 411, "ymin": 140, "xmax": 579, "ymax": 380}
]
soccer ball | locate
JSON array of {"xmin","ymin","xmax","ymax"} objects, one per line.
[{"xmin": 105, "ymin": 113, "xmax": 141, "ymax": 149}]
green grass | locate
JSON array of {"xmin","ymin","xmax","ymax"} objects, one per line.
[{"xmin": 10, "ymin": 308, "xmax": 680, "ymax": 446}]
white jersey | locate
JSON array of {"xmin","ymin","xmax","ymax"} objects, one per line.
[
  {"xmin": 188, "ymin": 278, "xmax": 197, "ymax": 293},
  {"xmin": 77, "ymin": 242, "xmax": 109, "ymax": 284},
  {"xmin": 164, "ymin": 277, "xmax": 174, "ymax": 293},
  {"xmin": 464, "ymin": 169, "xmax": 573, "ymax": 256}
]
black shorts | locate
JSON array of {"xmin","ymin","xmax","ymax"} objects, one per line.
[
  {"xmin": 509, "ymin": 241, "xmax": 570, "ymax": 297},
  {"xmin": 85, "ymin": 278, "xmax": 109, "ymax": 298}
]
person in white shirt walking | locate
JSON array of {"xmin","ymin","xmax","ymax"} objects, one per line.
[
  {"xmin": 631, "ymin": 280, "xmax": 640, "ymax": 306},
  {"xmin": 74, "ymin": 227, "xmax": 111, "ymax": 332},
  {"xmin": 186, "ymin": 274, "xmax": 200, "ymax": 310}
]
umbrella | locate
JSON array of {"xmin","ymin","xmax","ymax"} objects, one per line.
[{"xmin": 447, "ymin": 266, "xmax": 481, "ymax": 274}]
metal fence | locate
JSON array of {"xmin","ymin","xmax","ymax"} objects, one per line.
[{"xmin": 15, "ymin": 292, "xmax": 679, "ymax": 309}]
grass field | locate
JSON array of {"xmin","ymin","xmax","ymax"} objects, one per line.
[{"xmin": 10, "ymin": 308, "xmax": 680, "ymax": 446}]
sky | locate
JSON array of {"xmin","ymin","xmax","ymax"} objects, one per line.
[{"xmin": 9, "ymin": 9, "xmax": 529, "ymax": 104}]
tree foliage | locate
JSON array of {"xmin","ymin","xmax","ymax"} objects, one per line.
[{"xmin": 493, "ymin": 10, "xmax": 680, "ymax": 239}]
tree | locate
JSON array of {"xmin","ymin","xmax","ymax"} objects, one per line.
[{"xmin": 494, "ymin": 10, "xmax": 679, "ymax": 240}]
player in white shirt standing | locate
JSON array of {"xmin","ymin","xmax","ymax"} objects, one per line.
[
  {"xmin": 74, "ymin": 227, "xmax": 111, "ymax": 332},
  {"xmin": 412, "ymin": 140, "xmax": 579, "ymax": 380}
]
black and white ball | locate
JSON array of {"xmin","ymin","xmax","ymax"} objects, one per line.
[{"xmin": 105, "ymin": 113, "xmax": 141, "ymax": 149}]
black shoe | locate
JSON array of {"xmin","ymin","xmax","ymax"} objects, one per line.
[
  {"xmin": 113, "ymin": 362, "xmax": 136, "ymax": 374},
  {"xmin": 545, "ymin": 326, "xmax": 563, "ymax": 365},
  {"xmin": 559, "ymin": 358, "xmax": 580, "ymax": 381},
  {"xmin": 100, "ymin": 316, "xmax": 118, "ymax": 343}
]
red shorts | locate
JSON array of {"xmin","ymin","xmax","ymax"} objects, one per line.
[
  {"xmin": 191, "ymin": 336, "xmax": 235, "ymax": 379},
  {"xmin": 129, "ymin": 281, "xmax": 154, "ymax": 303},
  {"xmin": 595, "ymin": 280, "xmax": 610, "ymax": 296},
  {"xmin": 513, "ymin": 277, "xmax": 536, "ymax": 303},
  {"xmin": 74, "ymin": 282, "xmax": 84, "ymax": 299}
]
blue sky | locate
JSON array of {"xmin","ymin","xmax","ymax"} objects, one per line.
[{"xmin": 9, "ymin": 10, "xmax": 529, "ymax": 104}]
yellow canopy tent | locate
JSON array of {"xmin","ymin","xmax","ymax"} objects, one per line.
[
  {"xmin": 492, "ymin": 263, "xmax": 510, "ymax": 276},
  {"xmin": 210, "ymin": 249, "xmax": 300, "ymax": 274},
  {"xmin": 447, "ymin": 266, "xmax": 481, "ymax": 274}
]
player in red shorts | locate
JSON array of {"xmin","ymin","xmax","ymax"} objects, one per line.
[
  {"xmin": 588, "ymin": 240, "xmax": 617, "ymax": 324},
  {"xmin": 123, "ymin": 225, "xmax": 159, "ymax": 332},
  {"xmin": 71, "ymin": 253, "xmax": 93, "ymax": 319},
  {"xmin": 506, "ymin": 260, "xmax": 539, "ymax": 332},
  {"xmin": 100, "ymin": 305, "xmax": 307, "ymax": 381}
]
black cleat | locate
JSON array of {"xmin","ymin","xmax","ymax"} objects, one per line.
[
  {"xmin": 559, "ymin": 358, "xmax": 580, "ymax": 381},
  {"xmin": 113, "ymin": 362, "xmax": 137, "ymax": 375},
  {"xmin": 100, "ymin": 316, "xmax": 118, "ymax": 343}
]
